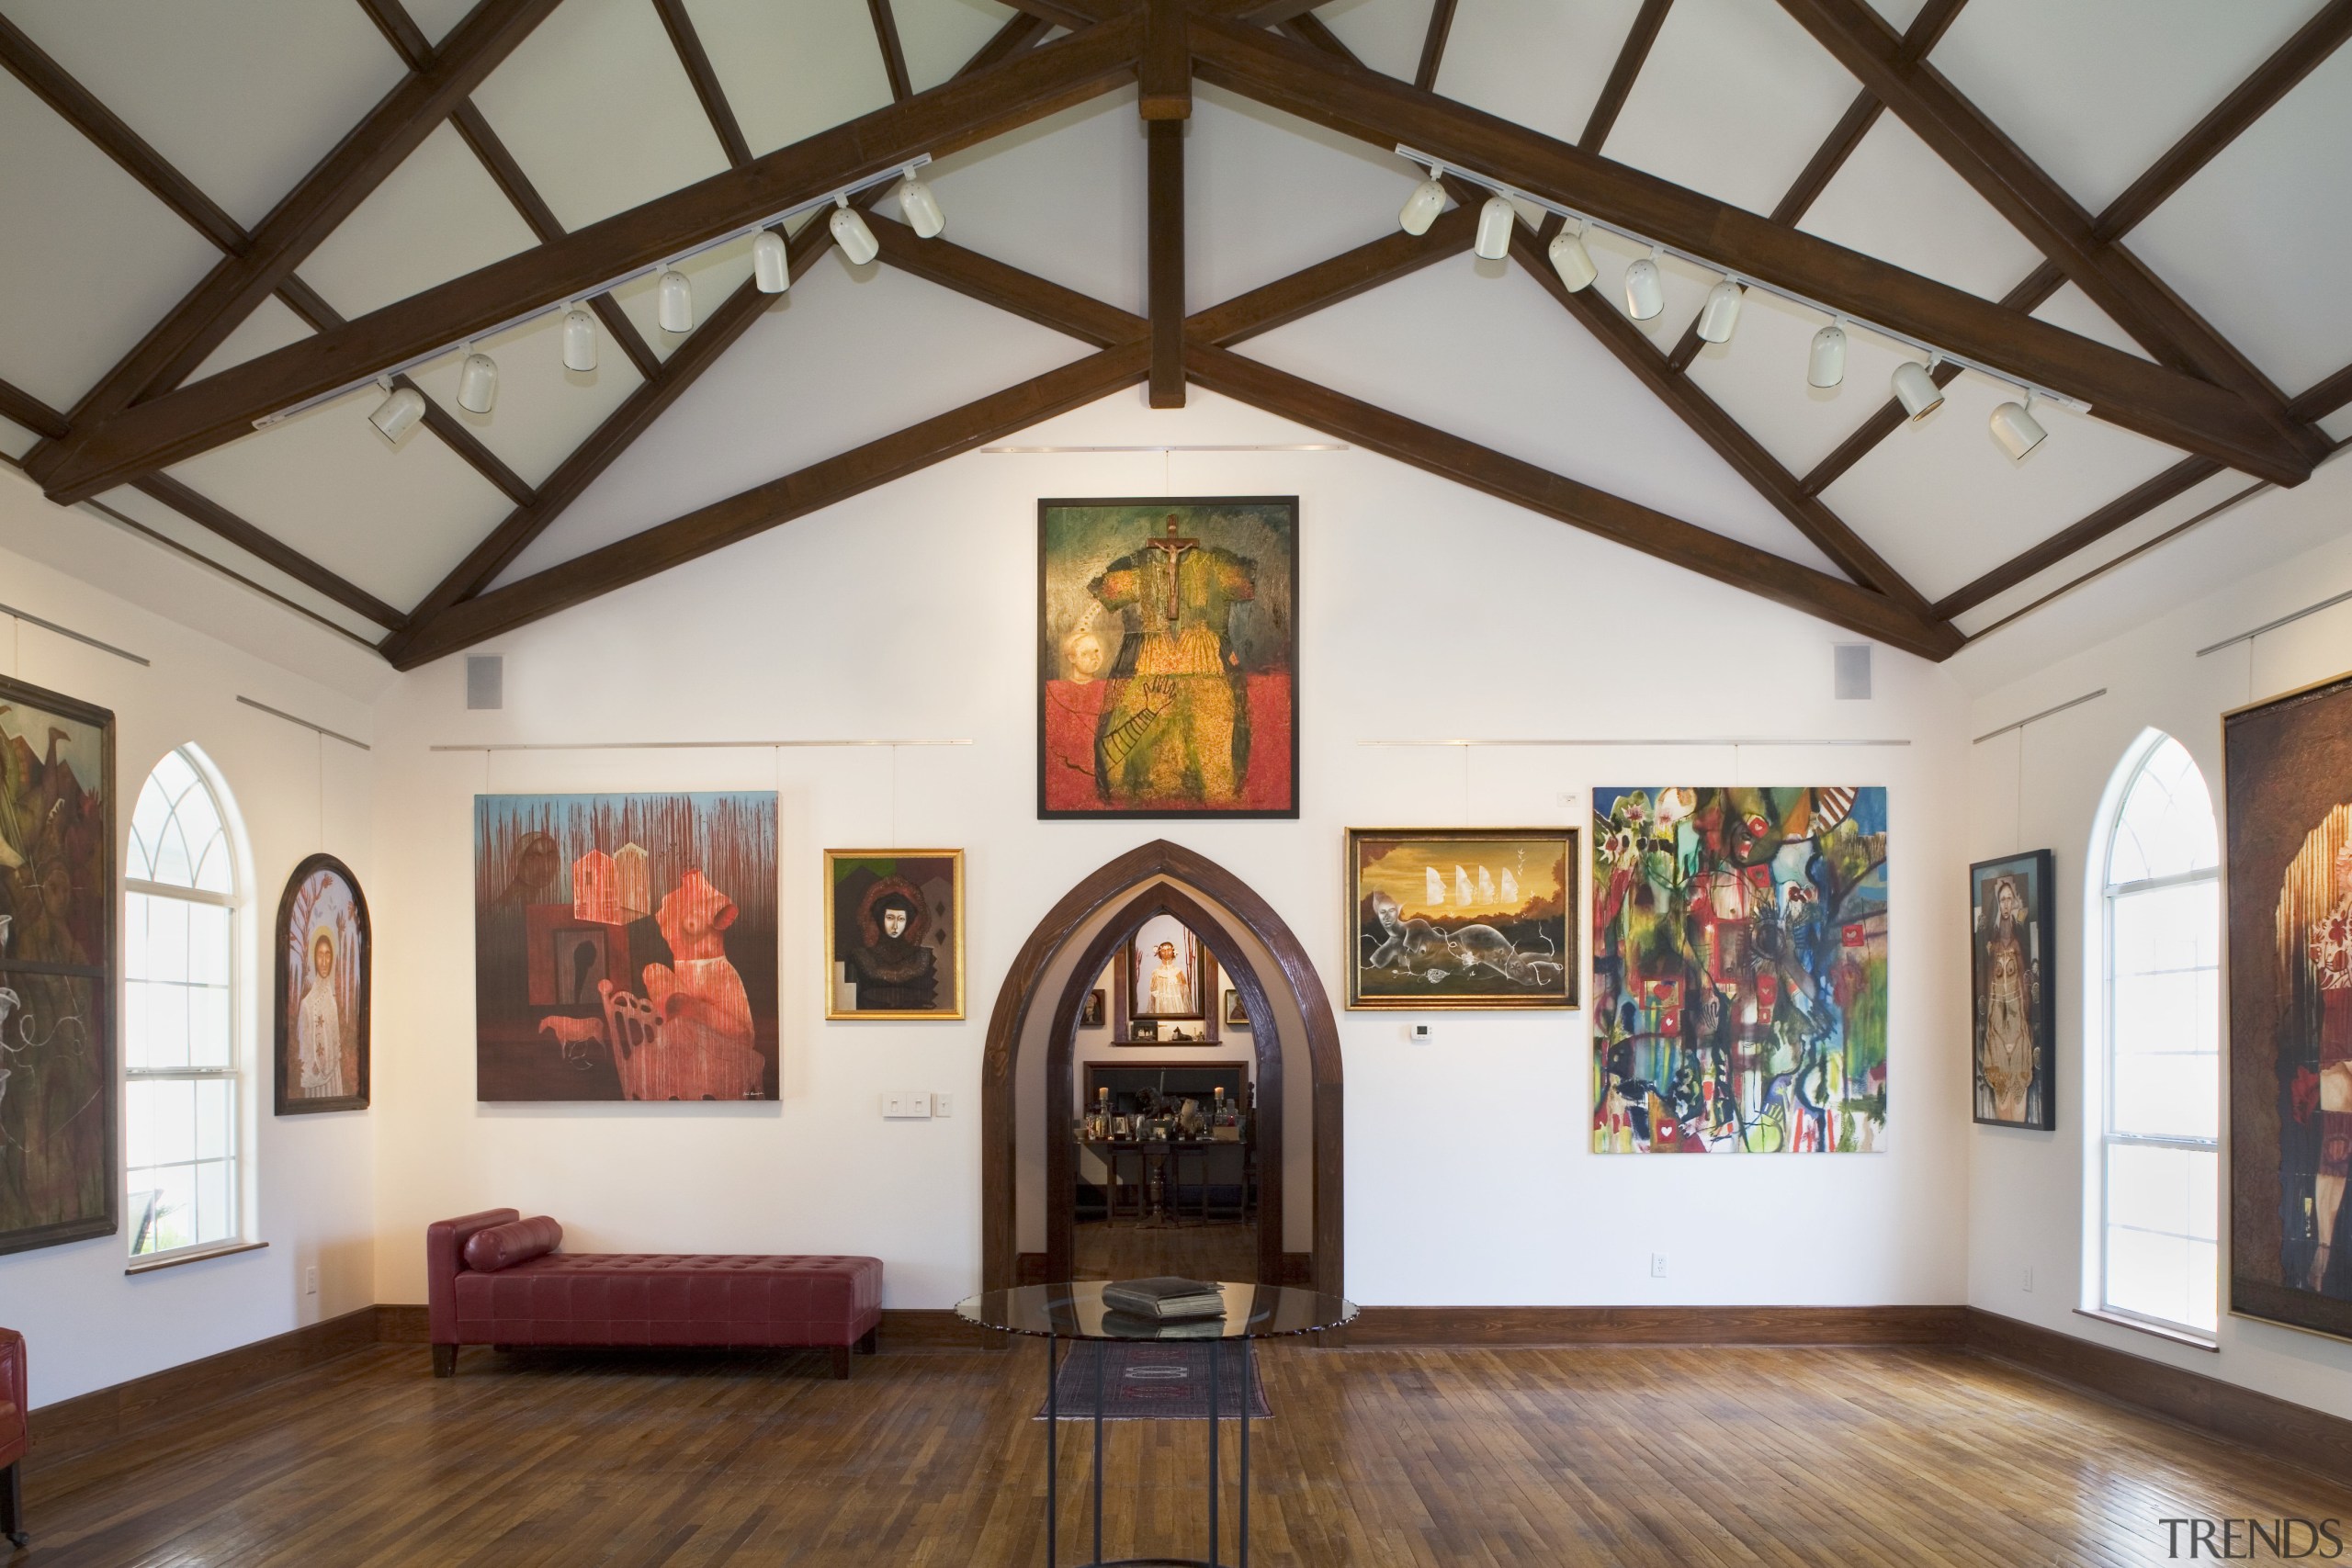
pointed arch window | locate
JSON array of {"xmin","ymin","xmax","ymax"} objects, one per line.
[
  {"xmin": 124, "ymin": 748, "xmax": 243, "ymax": 1259},
  {"xmin": 2098, "ymin": 733, "xmax": 2220, "ymax": 1337}
]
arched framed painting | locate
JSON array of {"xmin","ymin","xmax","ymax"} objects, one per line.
[{"xmin": 273, "ymin": 853, "xmax": 370, "ymax": 1115}]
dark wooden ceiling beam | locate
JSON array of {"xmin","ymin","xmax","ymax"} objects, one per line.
[
  {"xmin": 1510, "ymin": 218, "xmax": 1934, "ymax": 615},
  {"xmin": 654, "ymin": 0, "xmax": 753, "ymax": 168},
  {"xmin": 1187, "ymin": 203, "xmax": 1479, "ymax": 346},
  {"xmin": 1185, "ymin": 17, "xmax": 2311, "ymax": 486},
  {"xmin": 1187, "ymin": 344, "xmax": 1960, "ymax": 659},
  {"xmin": 0, "ymin": 378, "xmax": 70, "ymax": 442},
  {"xmin": 869, "ymin": 218, "xmax": 1147, "ymax": 346},
  {"xmin": 962, "ymin": 14, "xmax": 1058, "ymax": 73},
  {"xmin": 1001, "ymin": 0, "xmax": 1131, "ymax": 25},
  {"xmin": 34, "ymin": 17, "xmax": 1146, "ymax": 506},
  {"xmin": 1414, "ymin": 0, "xmax": 1459, "ymax": 91},
  {"xmin": 1149, "ymin": 120, "xmax": 1187, "ymax": 405},
  {"xmin": 387, "ymin": 341, "xmax": 1152, "ymax": 667},
  {"xmin": 1928, "ymin": 456, "xmax": 2223, "ymax": 622},
  {"xmin": 866, "ymin": 0, "xmax": 915, "ymax": 103},
  {"xmin": 1142, "ymin": 0, "xmax": 1193, "ymax": 118},
  {"xmin": 2290, "ymin": 361, "xmax": 2352, "ymax": 423},
  {"xmin": 1579, "ymin": 0, "xmax": 1671, "ymax": 153},
  {"xmin": 1277, "ymin": 13, "xmax": 1358, "ymax": 63},
  {"xmin": 131, "ymin": 473, "xmax": 409, "ymax": 630},
  {"xmin": 24, "ymin": 0, "xmax": 567, "ymax": 490},
  {"xmin": 1773, "ymin": 0, "xmax": 2322, "ymax": 465}
]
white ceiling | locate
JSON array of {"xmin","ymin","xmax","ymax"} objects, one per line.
[{"xmin": 0, "ymin": 0, "xmax": 2344, "ymax": 674}]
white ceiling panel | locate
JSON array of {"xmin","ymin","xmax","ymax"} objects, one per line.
[
  {"xmin": 685, "ymin": 0, "xmax": 894, "ymax": 157},
  {"xmin": 1819, "ymin": 370, "xmax": 2187, "ymax": 602},
  {"xmin": 181, "ymin": 293, "xmax": 314, "ymax": 387},
  {"xmin": 1241, "ymin": 259, "xmax": 1843, "ymax": 575},
  {"xmin": 0, "ymin": 416, "xmax": 35, "ymax": 461},
  {"xmin": 163, "ymin": 387, "xmax": 512, "ymax": 610},
  {"xmin": 492, "ymin": 257, "xmax": 1094, "ymax": 587},
  {"xmin": 402, "ymin": 0, "xmax": 476, "ymax": 51},
  {"xmin": 2, "ymin": 0, "xmax": 407, "ymax": 231},
  {"xmin": 1431, "ymin": 0, "xmax": 1648, "ymax": 148},
  {"xmin": 92, "ymin": 482, "xmax": 390, "ymax": 641},
  {"xmin": 607, "ymin": 230, "xmax": 763, "ymax": 363},
  {"xmin": 472, "ymin": 0, "xmax": 729, "ymax": 232},
  {"xmin": 912, "ymin": 88, "xmax": 1144, "ymax": 317},
  {"xmin": 2325, "ymin": 406, "xmax": 2352, "ymax": 445},
  {"xmin": 1316, "ymin": 0, "xmax": 1435, "ymax": 81},
  {"xmin": 1686, "ymin": 295, "xmax": 1924, "ymax": 477},
  {"xmin": 300, "ymin": 120, "xmax": 538, "ymax": 321},
  {"xmin": 1605, "ymin": 0, "xmax": 1860, "ymax": 215},
  {"xmin": 2030, "ymin": 280, "xmax": 2153, "ymax": 362},
  {"xmin": 2128, "ymin": 45, "xmax": 2352, "ymax": 400},
  {"xmin": 1863, "ymin": 0, "xmax": 1929, "ymax": 29},
  {"xmin": 408, "ymin": 306, "xmax": 647, "ymax": 491},
  {"xmin": 893, "ymin": 0, "xmax": 1020, "ymax": 93},
  {"xmin": 1929, "ymin": 0, "xmax": 2327, "ymax": 215},
  {"xmin": 1191, "ymin": 85, "xmax": 1432, "ymax": 311},
  {"xmin": 0, "ymin": 71, "xmax": 220, "ymax": 410},
  {"xmin": 1801, "ymin": 113, "xmax": 2045, "ymax": 302}
]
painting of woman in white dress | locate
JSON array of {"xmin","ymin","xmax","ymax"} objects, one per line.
[
  {"xmin": 1124, "ymin": 912, "xmax": 1207, "ymax": 1025},
  {"xmin": 275, "ymin": 854, "xmax": 369, "ymax": 1113}
]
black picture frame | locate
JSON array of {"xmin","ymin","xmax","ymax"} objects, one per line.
[
  {"xmin": 0, "ymin": 673, "xmax": 117, "ymax": 1256},
  {"xmin": 1036, "ymin": 496, "xmax": 1300, "ymax": 820},
  {"xmin": 274, "ymin": 852, "xmax": 371, "ymax": 1115},
  {"xmin": 1970, "ymin": 849, "xmax": 2055, "ymax": 1131}
]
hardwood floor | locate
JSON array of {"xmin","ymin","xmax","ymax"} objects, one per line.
[
  {"xmin": 1073, "ymin": 1218, "xmax": 1258, "ymax": 1281},
  {"xmin": 21, "ymin": 1336, "xmax": 2352, "ymax": 1565}
]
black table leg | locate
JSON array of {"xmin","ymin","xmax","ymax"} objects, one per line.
[
  {"xmin": 1208, "ymin": 1338, "xmax": 1221, "ymax": 1566},
  {"xmin": 1093, "ymin": 1343, "xmax": 1105, "ymax": 1565},
  {"xmin": 1046, "ymin": 1331, "xmax": 1057, "ymax": 1568}
]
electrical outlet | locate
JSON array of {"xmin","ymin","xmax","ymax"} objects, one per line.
[
  {"xmin": 304, "ymin": 1265, "xmax": 319, "ymax": 1297},
  {"xmin": 2021, "ymin": 1266, "xmax": 2034, "ymax": 1293},
  {"xmin": 934, "ymin": 1093, "xmax": 954, "ymax": 1117},
  {"xmin": 1650, "ymin": 1253, "xmax": 1668, "ymax": 1279}
]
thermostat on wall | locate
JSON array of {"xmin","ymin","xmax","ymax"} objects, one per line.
[{"xmin": 1408, "ymin": 1022, "xmax": 1434, "ymax": 1043}]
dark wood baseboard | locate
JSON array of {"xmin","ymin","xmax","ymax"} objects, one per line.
[
  {"xmin": 27, "ymin": 1304, "xmax": 381, "ymax": 1462},
  {"xmin": 1961, "ymin": 1306, "xmax": 2352, "ymax": 1492},
  {"xmin": 376, "ymin": 1303, "xmax": 430, "ymax": 1343},
  {"xmin": 878, "ymin": 1310, "xmax": 1005, "ymax": 1349},
  {"xmin": 1340, "ymin": 1304, "xmax": 1967, "ymax": 1348}
]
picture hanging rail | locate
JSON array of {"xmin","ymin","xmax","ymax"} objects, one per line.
[
  {"xmin": 1969, "ymin": 689, "xmax": 2107, "ymax": 746},
  {"xmin": 427, "ymin": 739, "xmax": 974, "ymax": 752},
  {"xmin": 0, "ymin": 599, "xmax": 147, "ymax": 667}
]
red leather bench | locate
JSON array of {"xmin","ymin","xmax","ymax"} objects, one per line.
[
  {"xmin": 2, "ymin": 1325, "xmax": 27, "ymax": 1547},
  {"xmin": 427, "ymin": 1210, "xmax": 882, "ymax": 1380}
]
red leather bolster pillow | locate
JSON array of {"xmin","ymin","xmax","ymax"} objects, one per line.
[{"xmin": 462, "ymin": 1216, "xmax": 562, "ymax": 1272}]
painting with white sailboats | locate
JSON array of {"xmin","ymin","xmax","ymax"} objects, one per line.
[{"xmin": 1345, "ymin": 829, "xmax": 1577, "ymax": 1010}]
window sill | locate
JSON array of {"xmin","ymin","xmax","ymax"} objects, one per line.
[
  {"xmin": 126, "ymin": 1239, "xmax": 267, "ymax": 1276},
  {"xmin": 2075, "ymin": 1306, "xmax": 2219, "ymax": 1352}
]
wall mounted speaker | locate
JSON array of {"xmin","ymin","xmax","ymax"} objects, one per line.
[
  {"xmin": 466, "ymin": 655, "xmax": 503, "ymax": 710},
  {"xmin": 1834, "ymin": 643, "xmax": 1871, "ymax": 701}
]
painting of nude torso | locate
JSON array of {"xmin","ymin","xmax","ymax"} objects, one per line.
[
  {"xmin": 474, "ymin": 793, "xmax": 777, "ymax": 1101},
  {"xmin": 1038, "ymin": 497, "xmax": 1297, "ymax": 818}
]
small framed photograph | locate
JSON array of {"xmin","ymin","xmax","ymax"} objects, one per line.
[
  {"xmin": 1129, "ymin": 1019, "xmax": 1159, "ymax": 1043},
  {"xmin": 1081, "ymin": 988, "xmax": 1107, "ymax": 1028},
  {"xmin": 1225, "ymin": 988, "xmax": 1250, "ymax": 1028}
]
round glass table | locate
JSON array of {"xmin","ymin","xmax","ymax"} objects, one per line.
[{"xmin": 955, "ymin": 1281, "xmax": 1357, "ymax": 1567}]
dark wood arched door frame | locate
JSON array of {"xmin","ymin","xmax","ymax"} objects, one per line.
[
  {"xmin": 980, "ymin": 840, "xmax": 1343, "ymax": 1296},
  {"xmin": 1043, "ymin": 883, "xmax": 1284, "ymax": 1286}
]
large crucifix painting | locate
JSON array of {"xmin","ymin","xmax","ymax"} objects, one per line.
[{"xmin": 1038, "ymin": 497, "xmax": 1297, "ymax": 818}]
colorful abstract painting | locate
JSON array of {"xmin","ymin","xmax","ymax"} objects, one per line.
[
  {"xmin": 475, "ymin": 793, "xmax": 777, "ymax": 1101},
  {"xmin": 2225, "ymin": 672, "xmax": 2352, "ymax": 1340},
  {"xmin": 0, "ymin": 675, "xmax": 116, "ymax": 1254},
  {"xmin": 275, "ymin": 853, "xmax": 370, "ymax": 1114},
  {"xmin": 1038, "ymin": 497, "xmax": 1296, "ymax": 818},
  {"xmin": 1591, "ymin": 787, "xmax": 1888, "ymax": 1153},
  {"xmin": 1972, "ymin": 850, "xmax": 2054, "ymax": 1130},
  {"xmin": 824, "ymin": 850, "xmax": 964, "ymax": 1020},
  {"xmin": 1347, "ymin": 829, "xmax": 1576, "ymax": 1009}
]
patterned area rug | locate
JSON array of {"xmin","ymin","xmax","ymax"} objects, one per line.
[{"xmin": 1035, "ymin": 1340, "xmax": 1272, "ymax": 1421}]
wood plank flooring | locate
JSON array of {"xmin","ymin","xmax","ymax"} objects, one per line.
[{"xmin": 21, "ymin": 1337, "xmax": 2352, "ymax": 1566}]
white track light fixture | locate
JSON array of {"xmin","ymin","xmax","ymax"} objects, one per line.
[
  {"xmin": 1399, "ymin": 170, "xmax": 1447, "ymax": 236},
  {"xmin": 752, "ymin": 230, "xmax": 790, "ymax": 293},
  {"xmin": 1474, "ymin": 195, "xmax": 1517, "ymax": 260},
  {"xmin": 1623, "ymin": 247, "xmax": 1665, "ymax": 321},
  {"xmin": 368, "ymin": 378, "xmax": 424, "ymax": 443},
  {"xmin": 831, "ymin": 195, "xmax": 880, "ymax": 265},
  {"xmin": 1891, "ymin": 356, "xmax": 1944, "ymax": 422},
  {"xmin": 896, "ymin": 173, "xmax": 945, "ymax": 239},
  {"xmin": 1546, "ymin": 222, "xmax": 1597, "ymax": 292},
  {"xmin": 656, "ymin": 267, "xmax": 694, "ymax": 333},
  {"xmin": 457, "ymin": 344, "xmax": 497, "ymax": 414},
  {"xmin": 1696, "ymin": 279, "xmax": 1744, "ymax": 344},
  {"xmin": 560, "ymin": 303, "xmax": 596, "ymax": 372},
  {"xmin": 1808, "ymin": 321, "xmax": 1848, "ymax": 389},
  {"xmin": 1989, "ymin": 393, "xmax": 2047, "ymax": 460}
]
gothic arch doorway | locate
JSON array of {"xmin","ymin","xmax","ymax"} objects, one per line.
[{"xmin": 980, "ymin": 840, "xmax": 1343, "ymax": 1295}]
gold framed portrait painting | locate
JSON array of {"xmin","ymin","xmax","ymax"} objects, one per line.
[
  {"xmin": 825, "ymin": 851, "xmax": 966, "ymax": 1020},
  {"xmin": 1347, "ymin": 828, "xmax": 1577, "ymax": 1010}
]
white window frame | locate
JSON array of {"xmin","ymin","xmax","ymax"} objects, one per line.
[
  {"xmin": 2092, "ymin": 734, "xmax": 2220, "ymax": 1341},
  {"xmin": 123, "ymin": 749, "xmax": 249, "ymax": 1266}
]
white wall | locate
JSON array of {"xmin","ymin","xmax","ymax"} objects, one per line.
[
  {"xmin": 0, "ymin": 484, "xmax": 380, "ymax": 1406},
  {"xmin": 1961, "ymin": 454, "xmax": 2352, "ymax": 1417},
  {"xmin": 366, "ymin": 388, "xmax": 1973, "ymax": 1314}
]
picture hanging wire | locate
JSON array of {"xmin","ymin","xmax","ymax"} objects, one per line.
[
  {"xmin": 0, "ymin": 598, "xmax": 148, "ymax": 667},
  {"xmin": 1969, "ymin": 688, "xmax": 2105, "ymax": 746},
  {"xmin": 237, "ymin": 694, "xmax": 370, "ymax": 750},
  {"xmin": 429, "ymin": 739, "xmax": 971, "ymax": 751}
]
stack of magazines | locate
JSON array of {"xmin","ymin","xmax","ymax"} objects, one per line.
[{"xmin": 1101, "ymin": 1276, "xmax": 1227, "ymax": 1328}]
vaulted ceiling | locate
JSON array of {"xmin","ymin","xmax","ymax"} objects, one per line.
[{"xmin": 1, "ymin": 0, "xmax": 2346, "ymax": 668}]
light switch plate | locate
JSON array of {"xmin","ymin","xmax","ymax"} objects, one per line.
[
  {"xmin": 304, "ymin": 1265, "xmax": 319, "ymax": 1296},
  {"xmin": 935, "ymin": 1093, "xmax": 955, "ymax": 1117}
]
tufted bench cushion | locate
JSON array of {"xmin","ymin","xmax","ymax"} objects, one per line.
[{"xmin": 451, "ymin": 1253, "xmax": 882, "ymax": 1349}]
